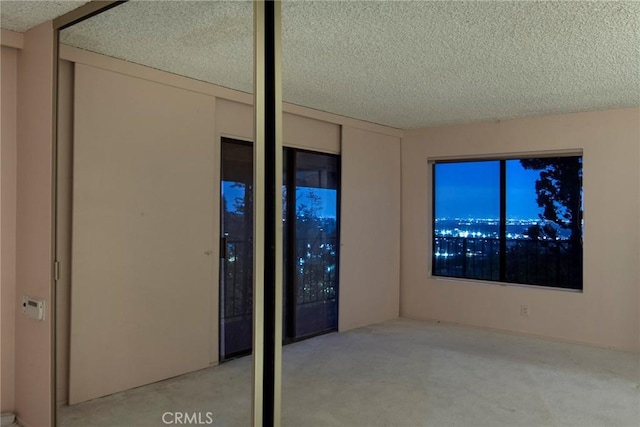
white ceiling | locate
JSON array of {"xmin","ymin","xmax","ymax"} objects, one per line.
[
  {"xmin": 2, "ymin": 0, "xmax": 639, "ymax": 129},
  {"xmin": 0, "ymin": 1, "xmax": 91, "ymax": 32}
]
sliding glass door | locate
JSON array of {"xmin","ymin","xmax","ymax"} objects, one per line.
[
  {"xmin": 220, "ymin": 138, "xmax": 254, "ymax": 360},
  {"xmin": 220, "ymin": 140, "xmax": 339, "ymax": 360},
  {"xmin": 285, "ymin": 149, "xmax": 340, "ymax": 341}
]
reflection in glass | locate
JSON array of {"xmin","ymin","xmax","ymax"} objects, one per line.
[
  {"xmin": 56, "ymin": 2, "xmax": 254, "ymax": 426},
  {"xmin": 290, "ymin": 151, "xmax": 339, "ymax": 339},
  {"xmin": 221, "ymin": 144, "xmax": 341, "ymax": 350},
  {"xmin": 221, "ymin": 139, "xmax": 254, "ymax": 360}
]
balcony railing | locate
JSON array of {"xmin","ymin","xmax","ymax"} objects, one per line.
[
  {"xmin": 433, "ymin": 236, "xmax": 582, "ymax": 289},
  {"xmin": 221, "ymin": 240, "xmax": 253, "ymax": 322},
  {"xmin": 295, "ymin": 236, "xmax": 338, "ymax": 305},
  {"xmin": 221, "ymin": 236, "xmax": 338, "ymax": 323}
]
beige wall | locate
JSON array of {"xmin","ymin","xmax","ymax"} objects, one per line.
[
  {"xmin": 216, "ymin": 97, "xmax": 340, "ymax": 154},
  {"xmin": 401, "ymin": 108, "xmax": 640, "ymax": 352},
  {"xmin": 69, "ymin": 64, "xmax": 217, "ymax": 404},
  {"xmin": 283, "ymin": 113, "xmax": 340, "ymax": 154},
  {"xmin": 339, "ymin": 126, "xmax": 401, "ymax": 331},
  {"xmin": 216, "ymin": 98, "xmax": 253, "ymax": 141},
  {"xmin": 55, "ymin": 59, "xmax": 73, "ymax": 405},
  {"xmin": 1, "ymin": 45, "xmax": 18, "ymax": 413},
  {"xmin": 59, "ymin": 45, "xmax": 400, "ymax": 142},
  {"xmin": 14, "ymin": 22, "xmax": 55, "ymax": 427}
]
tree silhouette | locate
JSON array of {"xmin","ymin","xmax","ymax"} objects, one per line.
[
  {"xmin": 296, "ymin": 188, "xmax": 322, "ymax": 222},
  {"xmin": 520, "ymin": 157, "xmax": 582, "ymax": 242},
  {"xmin": 518, "ymin": 156, "xmax": 582, "ymax": 289},
  {"xmin": 525, "ymin": 222, "xmax": 558, "ymax": 241},
  {"xmin": 294, "ymin": 188, "xmax": 338, "ymax": 305}
]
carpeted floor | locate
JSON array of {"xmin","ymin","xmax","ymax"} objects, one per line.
[{"xmin": 58, "ymin": 318, "xmax": 640, "ymax": 427}]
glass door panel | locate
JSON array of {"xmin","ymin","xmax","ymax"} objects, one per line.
[
  {"xmin": 291, "ymin": 151, "xmax": 340, "ymax": 339},
  {"xmin": 223, "ymin": 145, "xmax": 340, "ymax": 349},
  {"xmin": 220, "ymin": 138, "xmax": 254, "ymax": 360}
]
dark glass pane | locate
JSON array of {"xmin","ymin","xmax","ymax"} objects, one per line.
[
  {"xmin": 506, "ymin": 157, "xmax": 583, "ymax": 289},
  {"xmin": 433, "ymin": 161, "xmax": 500, "ymax": 281},
  {"xmin": 283, "ymin": 149, "xmax": 289, "ymax": 339},
  {"xmin": 293, "ymin": 151, "xmax": 339, "ymax": 338},
  {"xmin": 222, "ymin": 144, "xmax": 340, "ymax": 352},
  {"xmin": 220, "ymin": 138, "xmax": 253, "ymax": 359}
]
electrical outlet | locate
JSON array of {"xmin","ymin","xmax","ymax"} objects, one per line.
[{"xmin": 520, "ymin": 304, "xmax": 529, "ymax": 317}]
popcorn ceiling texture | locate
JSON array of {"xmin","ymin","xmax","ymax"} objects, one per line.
[
  {"xmin": 283, "ymin": 0, "xmax": 640, "ymax": 128},
  {"xmin": 4, "ymin": 0, "xmax": 640, "ymax": 129},
  {"xmin": 0, "ymin": 1, "xmax": 90, "ymax": 33},
  {"xmin": 61, "ymin": 0, "xmax": 255, "ymax": 100}
]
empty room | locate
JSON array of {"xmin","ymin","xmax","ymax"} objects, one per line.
[{"xmin": 0, "ymin": 1, "xmax": 639, "ymax": 427}]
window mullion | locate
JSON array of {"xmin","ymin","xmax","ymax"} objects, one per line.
[
  {"xmin": 499, "ymin": 160, "xmax": 507, "ymax": 282},
  {"xmin": 285, "ymin": 149, "xmax": 297, "ymax": 342},
  {"xmin": 432, "ymin": 164, "xmax": 437, "ymax": 276}
]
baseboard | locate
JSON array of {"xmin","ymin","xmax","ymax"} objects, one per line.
[
  {"xmin": 398, "ymin": 315, "xmax": 639, "ymax": 353},
  {"xmin": 0, "ymin": 413, "xmax": 16, "ymax": 426}
]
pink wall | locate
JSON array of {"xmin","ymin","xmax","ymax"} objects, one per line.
[
  {"xmin": 68, "ymin": 63, "xmax": 216, "ymax": 404},
  {"xmin": 55, "ymin": 60, "xmax": 73, "ymax": 406},
  {"xmin": 339, "ymin": 126, "xmax": 401, "ymax": 331},
  {"xmin": 1, "ymin": 45, "xmax": 18, "ymax": 413},
  {"xmin": 401, "ymin": 108, "xmax": 640, "ymax": 352},
  {"xmin": 14, "ymin": 22, "xmax": 54, "ymax": 427}
]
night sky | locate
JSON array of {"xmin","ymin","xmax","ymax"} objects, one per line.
[
  {"xmin": 223, "ymin": 182, "xmax": 337, "ymax": 218},
  {"xmin": 435, "ymin": 160, "xmax": 542, "ymax": 220},
  {"xmin": 225, "ymin": 160, "xmax": 543, "ymax": 221}
]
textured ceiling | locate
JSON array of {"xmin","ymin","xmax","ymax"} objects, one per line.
[
  {"xmin": 0, "ymin": 1, "xmax": 91, "ymax": 33},
  {"xmin": 4, "ymin": 1, "xmax": 640, "ymax": 129},
  {"xmin": 61, "ymin": 1, "xmax": 255, "ymax": 97}
]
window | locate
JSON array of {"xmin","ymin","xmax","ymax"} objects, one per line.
[{"xmin": 432, "ymin": 156, "xmax": 583, "ymax": 290}]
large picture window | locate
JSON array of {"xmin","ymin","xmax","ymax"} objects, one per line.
[{"xmin": 432, "ymin": 155, "xmax": 583, "ymax": 290}]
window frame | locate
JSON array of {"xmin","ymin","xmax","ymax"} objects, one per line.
[{"xmin": 430, "ymin": 153, "xmax": 583, "ymax": 292}]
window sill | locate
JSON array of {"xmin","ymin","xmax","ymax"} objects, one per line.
[{"xmin": 428, "ymin": 274, "xmax": 583, "ymax": 294}]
